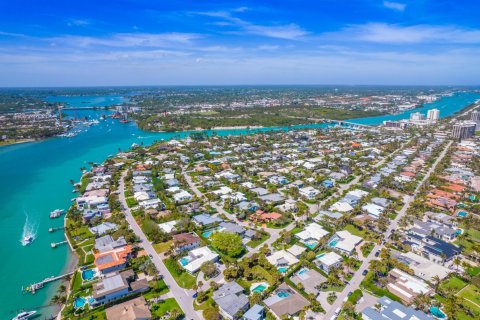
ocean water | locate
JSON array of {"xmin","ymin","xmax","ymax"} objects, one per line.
[{"xmin": 0, "ymin": 92, "xmax": 479, "ymax": 318}]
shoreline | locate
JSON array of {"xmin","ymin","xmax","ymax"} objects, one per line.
[{"xmin": 0, "ymin": 138, "xmax": 36, "ymax": 148}]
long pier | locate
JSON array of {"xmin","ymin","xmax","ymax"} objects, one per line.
[
  {"xmin": 23, "ymin": 271, "xmax": 75, "ymax": 295},
  {"xmin": 51, "ymin": 240, "xmax": 68, "ymax": 248}
]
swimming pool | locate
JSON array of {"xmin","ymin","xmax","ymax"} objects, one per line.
[
  {"xmin": 202, "ymin": 227, "xmax": 223, "ymax": 238},
  {"xmin": 329, "ymin": 239, "xmax": 339, "ymax": 247},
  {"xmin": 304, "ymin": 241, "xmax": 318, "ymax": 249},
  {"xmin": 179, "ymin": 257, "xmax": 191, "ymax": 266},
  {"xmin": 74, "ymin": 297, "xmax": 86, "ymax": 309},
  {"xmin": 81, "ymin": 269, "xmax": 96, "ymax": 281},
  {"xmin": 430, "ymin": 306, "xmax": 447, "ymax": 319},
  {"xmin": 316, "ymin": 253, "xmax": 326, "ymax": 259},
  {"xmin": 252, "ymin": 284, "xmax": 267, "ymax": 293},
  {"xmin": 457, "ymin": 211, "xmax": 468, "ymax": 217},
  {"xmin": 298, "ymin": 268, "xmax": 309, "ymax": 275},
  {"xmin": 277, "ymin": 290, "xmax": 291, "ymax": 298},
  {"xmin": 278, "ymin": 267, "xmax": 289, "ymax": 273}
]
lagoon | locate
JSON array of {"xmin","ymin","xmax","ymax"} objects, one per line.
[{"xmin": 0, "ymin": 91, "xmax": 479, "ymax": 318}]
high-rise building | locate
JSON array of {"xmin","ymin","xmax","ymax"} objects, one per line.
[
  {"xmin": 452, "ymin": 122, "xmax": 476, "ymax": 140},
  {"xmin": 427, "ymin": 109, "xmax": 440, "ymax": 121},
  {"xmin": 410, "ymin": 112, "xmax": 425, "ymax": 121}
]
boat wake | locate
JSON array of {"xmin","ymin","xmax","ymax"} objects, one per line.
[{"xmin": 20, "ymin": 213, "xmax": 38, "ymax": 246}]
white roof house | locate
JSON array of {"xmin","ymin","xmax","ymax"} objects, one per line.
[
  {"xmin": 295, "ymin": 223, "xmax": 329, "ymax": 243},
  {"xmin": 316, "ymin": 251, "xmax": 343, "ymax": 273},
  {"xmin": 181, "ymin": 246, "xmax": 219, "ymax": 274},
  {"xmin": 329, "ymin": 230, "xmax": 363, "ymax": 255},
  {"xmin": 287, "ymin": 244, "xmax": 307, "ymax": 258},
  {"xmin": 134, "ymin": 191, "xmax": 150, "ymax": 202},
  {"xmin": 139, "ymin": 198, "xmax": 162, "ymax": 209},
  {"xmin": 330, "ymin": 201, "xmax": 354, "ymax": 212},
  {"xmin": 213, "ymin": 186, "xmax": 233, "ymax": 196},
  {"xmin": 362, "ymin": 203, "xmax": 385, "ymax": 218},
  {"xmin": 299, "ymin": 186, "xmax": 321, "ymax": 199},
  {"xmin": 267, "ymin": 250, "xmax": 299, "ymax": 268},
  {"xmin": 173, "ymin": 190, "xmax": 193, "ymax": 203},
  {"xmin": 158, "ymin": 220, "xmax": 178, "ymax": 233}
]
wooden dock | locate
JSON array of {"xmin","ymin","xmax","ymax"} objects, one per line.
[
  {"xmin": 23, "ymin": 271, "xmax": 75, "ymax": 294},
  {"xmin": 51, "ymin": 240, "xmax": 68, "ymax": 248}
]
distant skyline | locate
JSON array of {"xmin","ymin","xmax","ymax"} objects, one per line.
[{"xmin": 1, "ymin": 0, "xmax": 479, "ymax": 87}]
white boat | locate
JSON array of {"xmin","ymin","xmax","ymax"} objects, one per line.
[
  {"xmin": 49, "ymin": 209, "xmax": 65, "ymax": 219},
  {"xmin": 23, "ymin": 236, "xmax": 33, "ymax": 245},
  {"xmin": 12, "ymin": 310, "xmax": 37, "ymax": 320}
]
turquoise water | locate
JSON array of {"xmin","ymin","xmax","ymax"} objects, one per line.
[
  {"xmin": 277, "ymin": 291, "xmax": 290, "ymax": 298},
  {"xmin": 179, "ymin": 257, "xmax": 190, "ymax": 266},
  {"xmin": 278, "ymin": 267, "xmax": 289, "ymax": 273},
  {"xmin": 252, "ymin": 284, "xmax": 267, "ymax": 293},
  {"xmin": 430, "ymin": 306, "xmax": 446, "ymax": 318},
  {"xmin": 458, "ymin": 211, "xmax": 468, "ymax": 217},
  {"xmin": 298, "ymin": 268, "xmax": 309, "ymax": 275},
  {"xmin": 329, "ymin": 239, "xmax": 339, "ymax": 247},
  {"xmin": 304, "ymin": 241, "xmax": 318, "ymax": 249},
  {"xmin": 1, "ymin": 91, "xmax": 478, "ymax": 318},
  {"xmin": 81, "ymin": 269, "xmax": 95, "ymax": 281},
  {"xmin": 316, "ymin": 253, "xmax": 326, "ymax": 259},
  {"xmin": 74, "ymin": 297, "xmax": 86, "ymax": 309}
]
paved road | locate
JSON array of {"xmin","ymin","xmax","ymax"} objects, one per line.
[
  {"xmin": 119, "ymin": 171, "xmax": 201, "ymax": 320},
  {"xmin": 323, "ymin": 140, "xmax": 453, "ymax": 319}
]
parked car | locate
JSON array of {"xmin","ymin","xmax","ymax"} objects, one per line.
[{"xmin": 362, "ymin": 269, "xmax": 368, "ymax": 276}]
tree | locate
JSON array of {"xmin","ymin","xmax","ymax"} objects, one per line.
[
  {"xmin": 203, "ymin": 308, "xmax": 220, "ymax": 320},
  {"xmin": 210, "ymin": 231, "xmax": 245, "ymax": 258},
  {"xmin": 200, "ymin": 261, "xmax": 218, "ymax": 279}
]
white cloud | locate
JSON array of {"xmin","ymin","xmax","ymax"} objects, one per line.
[
  {"xmin": 324, "ymin": 23, "xmax": 480, "ymax": 44},
  {"xmin": 50, "ymin": 32, "xmax": 202, "ymax": 48},
  {"xmin": 194, "ymin": 8, "xmax": 308, "ymax": 40},
  {"xmin": 383, "ymin": 1, "xmax": 406, "ymax": 12},
  {"xmin": 67, "ymin": 19, "xmax": 90, "ymax": 27}
]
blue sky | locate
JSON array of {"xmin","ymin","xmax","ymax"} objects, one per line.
[{"xmin": 0, "ymin": 0, "xmax": 479, "ymax": 86}]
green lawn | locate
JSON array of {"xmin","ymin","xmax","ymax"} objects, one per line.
[
  {"xmin": 151, "ymin": 298, "xmax": 183, "ymax": 319},
  {"xmin": 440, "ymin": 276, "xmax": 468, "ymax": 292},
  {"xmin": 72, "ymin": 271, "xmax": 83, "ymax": 292},
  {"xmin": 247, "ymin": 233, "xmax": 271, "ymax": 248},
  {"xmin": 344, "ymin": 224, "xmax": 367, "ymax": 238},
  {"xmin": 78, "ymin": 309, "xmax": 106, "ymax": 320},
  {"xmin": 143, "ymin": 279, "xmax": 170, "ymax": 300},
  {"xmin": 164, "ymin": 258, "xmax": 196, "ymax": 289},
  {"xmin": 458, "ymin": 285, "xmax": 480, "ymax": 309},
  {"xmin": 153, "ymin": 241, "xmax": 172, "ymax": 253}
]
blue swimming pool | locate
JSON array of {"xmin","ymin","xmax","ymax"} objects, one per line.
[
  {"xmin": 430, "ymin": 306, "xmax": 446, "ymax": 319},
  {"xmin": 457, "ymin": 211, "xmax": 468, "ymax": 217},
  {"xmin": 81, "ymin": 269, "xmax": 96, "ymax": 281},
  {"xmin": 252, "ymin": 284, "xmax": 267, "ymax": 293},
  {"xmin": 316, "ymin": 253, "xmax": 326, "ymax": 259},
  {"xmin": 179, "ymin": 257, "xmax": 191, "ymax": 266},
  {"xmin": 74, "ymin": 297, "xmax": 86, "ymax": 309},
  {"xmin": 298, "ymin": 268, "xmax": 309, "ymax": 275},
  {"xmin": 278, "ymin": 267, "xmax": 288, "ymax": 273},
  {"xmin": 329, "ymin": 239, "xmax": 339, "ymax": 247},
  {"xmin": 304, "ymin": 241, "xmax": 318, "ymax": 249},
  {"xmin": 277, "ymin": 290, "xmax": 291, "ymax": 298}
]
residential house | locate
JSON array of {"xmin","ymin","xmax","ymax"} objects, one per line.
[
  {"xmin": 328, "ymin": 230, "xmax": 363, "ymax": 255},
  {"xmin": 179, "ymin": 246, "xmax": 219, "ymax": 274},
  {"xmin": 362, "ymin": 296, "xmax": 431, "ymax": 320},
  {"xmin": 92, "ymin": 270, "xmax": 149, "ymax": 306},
  {"xmin": 94, "ymin": 245, "xmax": 132, "ymax": 274},
  {"xmin": 173, "ymin": 233, "xmax": 201, "ymax": 253},
  {"xmin": 213, "ymin": 281, "xmax": 249, "ymax": 320},
  {"xmin": 315, "ymin": 251, "xmax": 343, "ymax": 274},
  {"xmin": 263, "ymin": 283, "xmax": 310, "ymax": 318},
  {"xmin": 386, "ymin": 268, "xmax": 433, "ymax": 304},
  {"xmin": 105, "ymin": 296, "xmax": 151, "ymax": 320}
]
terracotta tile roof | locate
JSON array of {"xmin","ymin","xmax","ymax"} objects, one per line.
[{"xmin": 94, "ymin": 245, "xmax": 132, "ymax": 271}]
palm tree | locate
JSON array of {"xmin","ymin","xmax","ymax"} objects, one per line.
[
  {"xmin": 432, "ymin": 275, "xmax": 441, "ymax": 291},
  {"xmin": 453, "ymin": 257, "xmax": 462, "ymax": 272}
]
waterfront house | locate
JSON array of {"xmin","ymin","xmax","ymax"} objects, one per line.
[
  {"xmin": 92, "ymin": 270, "xmax": 149, "ymax": 306},
  {"xmin": 213, "ymin": 281, "xmax": 249, "ymax": 320},
  {"xmin": 89, "ymin": 222, "xmax": 118, "ymax": 236},
  {"xmin": 105, "ymin": 296, "xmax": 151, "ymax": 320},
  {"xmin": 94, "ymin": 245, "xmax": 132, "ymax": 274},
  {"xmin": 95, "ymin": 235, "xmax": 127, "ymax": 252}
]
